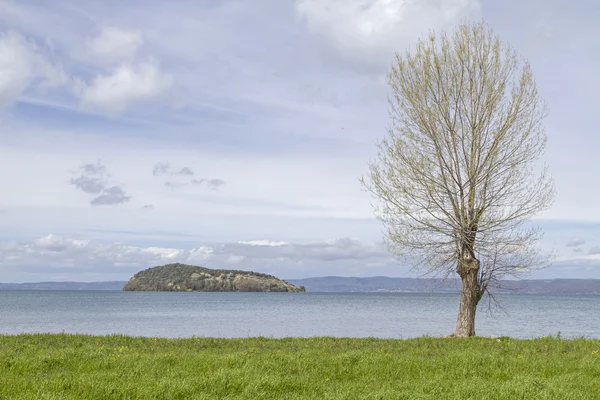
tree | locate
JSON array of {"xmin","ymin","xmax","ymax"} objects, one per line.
[{"xmin": 361, "ymin": 21, "xmax": 554, "ymax": 337}]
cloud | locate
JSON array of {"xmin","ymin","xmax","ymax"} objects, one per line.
[
  {"xmin": 239, "ymin": 240, "xmax": 290, "ymax": 246},
  {"xmin": 589, "ymin": 246, "xmax": 600, "ymax": 255},
  {"xmin": 69, "ymin": 161, "xmax": 130, "ymax": 206},
  {"xmin": 164, "ymin": 181, "xmax": 186, "ymax": 191},
  {"xmin": 566, "ymin": 237, "xmax": 586, "ymax": 247},
  {"xmin": 295, "ymin": 0, "xmax": 481, "ymax": 71},
  {"xmin": 153, "ymin": 163, "xmax": 194, "ymax": 177},
  {"xmin": 0, "ymin": 235, "xmax": 397, "ymax": 280},
  {"xmin": 75, "ymin": 60, "xmax": 173, "ymax": 114},
  {"xmin": 90, "ymin": 186, "xmax": 131, "ymax": 206},
  {"xmin": 154, "ymin": 162, "xmax": 223, "ymax": 191},
  {"xmin": 73, "ymin": 25, "xmax": 173, "ymax": 114},
  {"xmin": 88, "ymin": 26, "xmax": 143, "ymax": 64},
  {"xmin": 80, "ymin": 162, "xmax": 107, "ymax": 175},
  {"xmin": 573, "ymin": 248, "xmax": 583, "ymax": 253},
  {"xmin": 153, "ymin": 162, "xmax": 171, "ymax": 176},
  {"xmin": 142, "ymin": 204, "xmax": 154, "ymax": 209},
  {"xmin": 70, "ymin": 161, "xmax": 108, "ymax": 194},
  {"xmin": 191, "ymin": 178, "xmax": 226, "ymax": 191},
  {"xmin": 33, "ymin": 234, "xmax": 89, "ymax": 252},
  {"xmin": 208, "ymin": 237, "xmax": 392, "ymax": 265},
  {"xmin": 70, "ymin": 175, "xmax": 105, "ymax": 194},
  {"xmin": 178, "ymin": 167, "xmax": 194, "ymax": 176},
  {"xmin": 0, "ymin": 234, "xmax": 187, "ymax": 271},
  {"xmin": 0, "ymin": 31, "xmax": 67, "ymax": 106}
]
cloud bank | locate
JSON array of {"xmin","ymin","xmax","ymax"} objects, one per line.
[{"xmin": 0, "ymin": 234, "xmax": 399, "ymax": 282}]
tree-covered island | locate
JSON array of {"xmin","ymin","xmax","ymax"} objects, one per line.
[{"xmin": 123, "ymin": 263, "xmax": 305, "ymax": 292}]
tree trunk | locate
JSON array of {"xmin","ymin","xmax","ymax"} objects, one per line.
[{"xmin": 452, "ymin": 258, "xmax": 481, "ymax": 337}]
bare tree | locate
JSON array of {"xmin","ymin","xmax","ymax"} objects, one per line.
[{"xmin": 361, "ymin": 21, "xmax": 555, "ymax": 337}]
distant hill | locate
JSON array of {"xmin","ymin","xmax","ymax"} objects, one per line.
[
  {"xmin": 122, "ymin": 263, "xmax": 305, "ymax": 292},
  {"xmin": 2, "ymin": 276, "xmax": 599, "ymax": 294},
  {"xmin": 287, "ymin": 277, "xmax": 600, "ymax": 295},
  {"xmin": 0, "ymin": 281, "xmax": 127, "ymax": 291}
]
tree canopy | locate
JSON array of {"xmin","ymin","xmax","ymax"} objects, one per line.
[{"xmin": 362, "ymin": 21, "xmax": 554, "ymax": 336}]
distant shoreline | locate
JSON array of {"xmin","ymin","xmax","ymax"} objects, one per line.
[{"xmin": 1, "ymin": 277, "xmax": 599, "ymax": 294}]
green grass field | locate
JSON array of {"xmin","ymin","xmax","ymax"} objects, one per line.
[{"xmin": 1, "ymin": 334, "xmax": 599, "ymax": 399}]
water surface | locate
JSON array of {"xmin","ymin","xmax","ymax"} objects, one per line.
[{"xmin": 0, "ymin": 291, "xmax": 598, "ymax": 338}]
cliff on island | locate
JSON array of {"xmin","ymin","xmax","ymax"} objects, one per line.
[{"xmin": 122, "ymin": 263, "xmax": 305, "ymax": 292}]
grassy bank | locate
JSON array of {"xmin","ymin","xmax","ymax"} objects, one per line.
[{"xmin": 1, "ymin": 334, "xmax": 599, "ymax": 399}]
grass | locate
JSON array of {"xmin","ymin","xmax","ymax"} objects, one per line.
[{"xmin": 0, "ymin": 334, "xmax": 599, "ymax": 399}]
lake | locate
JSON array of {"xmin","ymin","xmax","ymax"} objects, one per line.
[{"xmin": 0, "ymin": 291, "xmax": 598, "ymax": 339}]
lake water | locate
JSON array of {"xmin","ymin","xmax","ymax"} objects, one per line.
[{"xmin": 0, "ymin": 291, "xmax": 598, "ymax": 339}]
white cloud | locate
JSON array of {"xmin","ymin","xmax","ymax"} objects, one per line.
[
  {"xmin": 0, "ymin": 234, "xmax": 189, "ymax": 270},
  {"xmin": 296, "ymin": 0, "xmax": 481, "ymax": 70},
  {"xmin": 75, "ymin": 60, "xmax": 173, "ymax": 113},
  {"xmin": 88, "ymin": 26, "xmax": 143, "ymax": 64},
  {"xmin": 0, "ymin": 33, "xmax": 32, "ymax": 105},
  {"xmin": 0, "ymin": 31, "xmax": 67, "ymax": 106},
  {"xmin": 34, "ymin": 234, "xmax": 89, "ymax": 252},
  {"xmin": 239, "ymin": 240, "xmax": 289, "ymax": 246},
  {"xmin": 72, "ymin": 25, "xmax": 175, "ymax": 114}
]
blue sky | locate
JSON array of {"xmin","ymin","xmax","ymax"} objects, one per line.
[{"xmin": 1, "ymin": 0, "xmax": 599, "ymax": 282}]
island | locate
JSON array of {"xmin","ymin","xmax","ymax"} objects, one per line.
[{"xmin": 122, "ymin": 263, "xmax": 305, "ymax": 292}]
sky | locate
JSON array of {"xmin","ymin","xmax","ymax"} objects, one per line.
[{"xmin": 1, "ymin": 0, "xmax": 600, "ymax": 282}]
